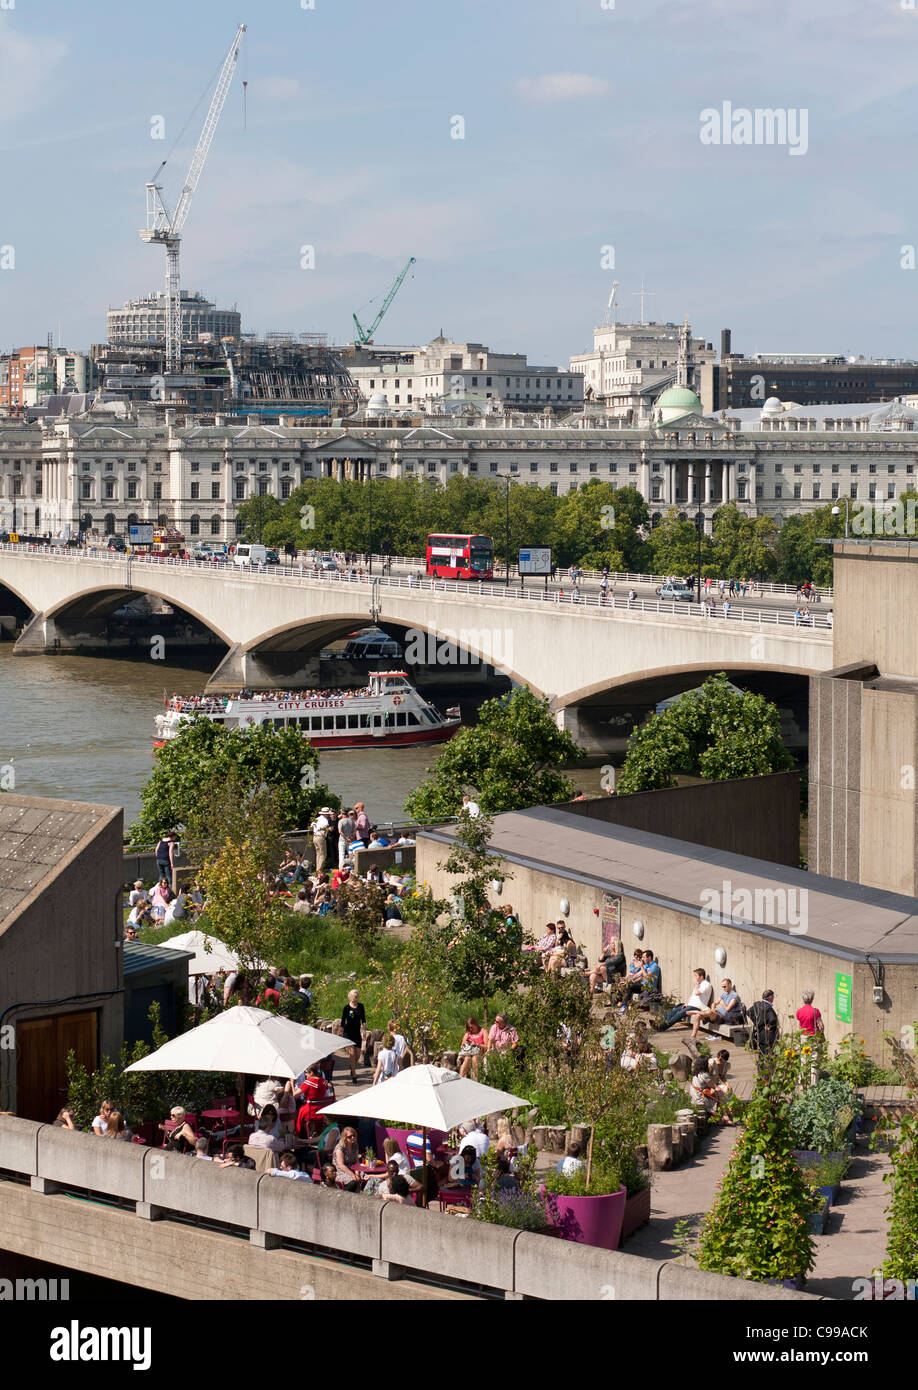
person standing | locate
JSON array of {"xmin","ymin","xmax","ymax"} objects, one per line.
[
  {"xmin": 155, "ymin": 830, "xmax": 176, "ymax": 886},
  {"xmin": 461, "ymin": 792, "xmax": 481, "ymax": 818},
  {"xmin": 353, "ymin": 802, "xmax": 370, "ymax": 840},
  {"xmin": 796, "ymin": 989, "xmax": 824, "ymax": 1037},
  {"xmin": 340, "ymin": 989, "xmax": 367, "ymax": 1084},
  {"xmin": 337, "ymin": 808, "xmax": 356, "ymax": 870},
  {"xmin": 311, "ymin": 807, "xmax": 332, "ymax": 875},
  {"xmin": 748, "ymin": 989, "xmax": 779, "ymax": 1059}
]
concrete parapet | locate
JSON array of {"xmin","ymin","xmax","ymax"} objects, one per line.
[
  {"xmin": 257, "ymin": 1176, "xmax": 384, "ymax": 1260},
  {"xmin": 657, "ymin": 1263, "xmax": 823, "ymax": 1301},
  {"xmin": 380, "ymin": 1199, "xmax": 517, "ymax": 1289},
  {"xmin": 37, "ymin": 1125, "xmax": 146, "ymax": 1201},
  {"xmin": 143, "ymin": 1146, "xmax": 259, "ymax": 1226},
  {"xmin": 514, "ymin": 1232, "xmax": 666, "ymax": 1300},
  {"xmin": 0, "ymin": 1116, "xmax": 42, "ymax": 1175}
]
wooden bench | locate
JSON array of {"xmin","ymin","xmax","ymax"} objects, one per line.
[{"xmin": 698, "ymin": 1020, "xmax": 749, "ymax": 1045}]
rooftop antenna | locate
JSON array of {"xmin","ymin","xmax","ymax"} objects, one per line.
[{"xmin": 632, "ymin": 280, "xmax": 655, "ymax": 326}]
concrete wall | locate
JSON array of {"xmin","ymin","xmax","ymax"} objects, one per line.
[
  {"xmin": 0, "ymin": 1119, "xmax": 815, "ymax": 1302},
  {"xmin": 834, "ymin": 541, "xmax": 918, "ymax": 678},
  {"xmin": 0, "ymin": 798, "xmax": 124, "ymax": 1113},
  {"xmin": 559, "ymin": 772, "xmax": 800, "ymax": 867},
  {"xmin": 416, "ymin": 835, "xmax": 909, "ymax": 1059}
]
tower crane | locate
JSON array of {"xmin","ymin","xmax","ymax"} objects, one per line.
[
  {"xmin": 352, "ymin": 257, "xmax": 416, "ymax": 345},
  {"xmin": 140, "ymin": 24, "xmax": 246, "ymax": 374},
  {"xmin": 602, "ymin": 279, "xmax": 620, "ymax": 327}
]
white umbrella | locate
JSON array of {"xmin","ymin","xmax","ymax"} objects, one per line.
[
  {"xmin": 124, "ymin": 1006, "xmax": 346, "ymax": 1077},
  {"xmin": 319, "ymin": 1065, "xmax": 531, "ymax": 1205},
  {"xmin": 158, "ymin": 930, "xmax": 239, "ymax": 975}
]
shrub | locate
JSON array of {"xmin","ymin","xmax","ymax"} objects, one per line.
[
  {"xmin": 473, "ymin": 1146, "xmax": 549, "ymax": 1232},
  {"xmin": 787, "ymin": 1078, "xmax": 861, "ymax": 1153},
  {"xmin": 697, "ymin": 1071, "xmax": 816, "ymax": 1283}
]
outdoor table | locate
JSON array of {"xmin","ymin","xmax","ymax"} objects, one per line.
[
  {"xmin": 357, "ymin": 1162, "xmax": 387, "ymax": 1176},
  {"xmin": 201, "ymin": 1107, "xmax": 240, "ymax": 1128}
]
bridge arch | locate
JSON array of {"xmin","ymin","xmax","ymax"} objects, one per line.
[
  {"xmin": 556, "ymin": 661, "xmax": 820, "ymax": 711},
  {"xmin": 39, "ymin": 584, "xmax": 234, "ymax": 647},
  {"xmin": 241, "ymin": 613, "xmax": 534, "ymax": 691}
]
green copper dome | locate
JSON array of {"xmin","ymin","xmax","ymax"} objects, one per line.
[{"xmin": 656, "ymin": 384, "xmax": 703, "ymax": 423}]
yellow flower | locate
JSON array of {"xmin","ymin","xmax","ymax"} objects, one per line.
[
  {"xmin": 802, "ymin": 1047, "xmax": 810, "ymax": 1055},
  {"xmin": 784, "ymin": 1049, "xmax": 792, "ymax": 1057}
]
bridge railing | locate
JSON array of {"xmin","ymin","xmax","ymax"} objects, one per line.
[
  {"xmin": 0, "ymin": 543, "xmax": 834, "ymax": 631},
  {"xmin": 0, "ymin": 541, "xmax": 833, "ymax": 598}
]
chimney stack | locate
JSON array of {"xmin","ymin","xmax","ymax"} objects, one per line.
[{"xmin": 721, "ymin": 328, "xmax": 732, "ymax": 359}]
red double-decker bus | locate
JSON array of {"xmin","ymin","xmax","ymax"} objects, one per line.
[{"xmin": 425, "ymin": 533, "xmax": 494, "ymax": 580}]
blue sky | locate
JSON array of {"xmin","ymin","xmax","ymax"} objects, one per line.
[{"xmin": 1, "ymin": 0, "xmax": 918, "ymax": 363}]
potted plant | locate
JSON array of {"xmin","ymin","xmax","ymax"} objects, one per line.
[
  {"xmin": 541, "ymin": 1165, "xmax": 628, "ymax": 1252},
  {"xmin": 472, "ymin": 1147, "xmax": 553, "ymax": 1235}
]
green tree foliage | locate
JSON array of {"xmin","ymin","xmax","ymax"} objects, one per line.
[
  {"xmin": 773, "ymin": 506, "xmax": 843, "ymax": 587},
  {"xmin": 129, "ymin": 719, "xmax": 337, "ymax": 844},
  {"xmin": 616, "ymin": 673, "xmax": 794, "ymax": 794},
  {"xmin": 712, "ymin": 503, "xmax": 778, "ymax": 579},
  {"xmin": 436, "ymin": 814, "xmax": 540, "ymax": 1020},
  {"xmin": 550, "ymin": 481, "xmax": 648, "ymax": 570},
  {"xmin": 648, "ymin": 507, "xmax": 715, "ymax": 576},
  {"xmin": 697, "ymin": 1052, "xmax": 816, "ymax": 1283},
  {"xmin": 404, "ymin": 686, "xmax": 582, "ymax": 821}
]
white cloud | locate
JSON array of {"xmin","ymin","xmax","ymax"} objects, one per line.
[
  {"xmin": 513, "ymin": 72, "xmax": 611, "ymax": 104},
  {"xmin": 0, "ymin": 25, "xmax": 68, "ymax": 123}
]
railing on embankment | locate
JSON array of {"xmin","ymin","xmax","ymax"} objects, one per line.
[{"xmin": 0, "ymin": 1118, "xmax": 819, "ymax": 1302}]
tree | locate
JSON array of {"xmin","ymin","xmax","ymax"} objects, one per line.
[
  {"xmin": 437, "ymin": 814, "xmax": 540, "ymax": 1021},
  {"xmin": 129, "ymin": 719, "xmax": 337, "ymax": 845},
  {"xmin": 712, "ymin": 503, "xmax": 777, "ymax": 579},
  {"xmin": 336, "ymin": 877, "xmax": 386, "ymax": 958},
  {"xmin": 404, "ymin": 686, "xmax": 583, "ymax": 821},
  {"xmin": 648, "ymin": 507, "xmax": 714, "ymax": 576},
  {"xmin": 551, "ymin": 481, "xmax": 630, "ymax": 570},
  {"xmin": 773, "ymin": 506, "xmax": 843, "ymax": 587},
  {"xmin": 616, "ymin": 672, "xmax": 794, "ymax": 794},
  {"xmin": 697, "ymin": 1052, "xmax": 815, "ymax": 1283}
]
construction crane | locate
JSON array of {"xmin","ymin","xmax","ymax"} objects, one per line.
[
  {"xmin": 602, "ymin": 279, "xmax": 620, "ymax": 327},
  {"xmin": 140, "ymin": 24, "xmax": 246, "ymax": 375},
  {"xmin": 352, "ymin": 257, "xmax": 416, "ymax": 345}
]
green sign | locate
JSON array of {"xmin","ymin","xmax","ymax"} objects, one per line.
[{"xmin": 835, "ymin": 972, "xmax": 853, "ymax": 1024}]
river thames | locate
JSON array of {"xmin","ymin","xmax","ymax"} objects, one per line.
[{"xmin": 0, "ymin": 647, "xmax": 607, "ymax": 833}]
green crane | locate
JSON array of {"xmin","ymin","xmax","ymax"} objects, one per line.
[{"xmin": 352, "ymin": 257, "xmax": 416, "ymax": 345}]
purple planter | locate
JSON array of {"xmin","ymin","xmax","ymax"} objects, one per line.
[
  {"xmin": 619, "ymin": 1187, "xmax": 652, "ymax": 1246},
  {"xmin": 541, "ymin": 1185, "xmax": 627, "ymax": 1252}
]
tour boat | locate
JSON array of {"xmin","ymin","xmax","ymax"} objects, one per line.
[{"xmin": 153, "ymin": 671, "xmax": 462, "ymax": 750}]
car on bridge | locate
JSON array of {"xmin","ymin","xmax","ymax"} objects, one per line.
[{"xmin": 656, "ymin": 581, "xmax": 695, "ymax": 601}]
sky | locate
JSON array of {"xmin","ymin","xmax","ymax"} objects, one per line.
[{"xmin": 1, "ymin": 0, "xmax": 918, "ymax": 364}]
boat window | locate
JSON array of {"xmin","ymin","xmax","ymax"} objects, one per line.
[
  {"xmin": 384, "ymin": 712, "xmax": 396, "ymax": 728},
  {"xmin": 406, "ymin": 712, "xmax": 421, "ymax": 726},
  {"xmin": 347, "ymin": 715, "xmax": 359, "ymax": 729},
  {"xmin": 335, "ymin": 715, "xmax": 347, "ymax": 729},
  {"xmin": 396, "ymin": 712, "xmax": 407, "ymax": 727},
  {"xmin": 323, "ymin": 716, "xmax": 334, "ymax": 730},
  {"xmin": 359, "ymin": 713, "xmax": 370, "ymax": 729},
  {"xmin": 273, "ymin": 718, "xmax": 286, "ymax": 729}
]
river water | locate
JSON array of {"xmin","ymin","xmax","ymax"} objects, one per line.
[{"xmin": 0, "ymin": 646, "xmax": 609, "ymax": 832}]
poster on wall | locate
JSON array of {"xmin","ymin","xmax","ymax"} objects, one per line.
[
  {"xmin": 601, "ymin": 891, "xmax": 621, "ymax": 951},
  {"xmin": 835, "ymin": 971, "xmax": 853, "ymax": 1023}
]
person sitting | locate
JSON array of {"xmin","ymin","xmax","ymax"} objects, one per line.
[
  {"xmin": 294, "ymin": 1069, "xmax": 331, "ymax": 1141},
  {"xmin": 658, "ymin": 968, "xmax": 714, "ymax": 1032},
  {"xmin": 332, "ymin": 1127, "xmax": 362, "ymax": 1192},
  {"xmin": 457, "ymin": 1123, "xmax": 489, "ymax": 1160},
  {"xmin": 488, "ymin": 1014, "xmax": 519, "ymax": 1054},
  {"xmin": 387, "ymin": 1019, "xmax": 408, "ymax": 1068},
  {"xmin": 450, "ymin": 1145, "xmax": 481, "ymax": 1188},
  {"xmin": 535, "ymin": 922, "xmax": 558, "ymax": 963},
  {"xmin": 54, "ymin": 1106, "xmax": 76, "ymax": 1130},
  {"xmin": 382, "ymin": 1137, "xmax": 411, "ymax": 1176},
  {"xmin": 373, "ymin": 1158, "xmax": 405, "ymax": 1198},
  {"xmin": 320, "ymin": 1164, "xmax": 339, "ymax": 1189},
  {"xmin": 92, "ymin": 1100, "xmax": 114, "ymax": 1135},
  {"xmin": 150, "ymin": 876, "xmax": 173, "ymax": 921},
  {"xmin": 367, "ymin": 829, "xmax": 389, "ymax": 848},
  {"xmin": 268, "ymin": 1150, "xmax": 310, "ymax": 1181},
  {"xmin": 256, "ymin": 974, "xmax": 281, "ymax": 1007},
  {"xmin": 633, "ymin": 1039, "xmax": 658, "ymax": 1070},
  {"xmin": 382, "ymin": 894, "xmax": 404, "ymax": 926},
  {"xmin": 163, "ymin": 890, "xmax": 186, "ymax": 925},
  {"xmin": 159, "ymin": 1106, "xmax": 197, "ymax": 1152},
  {"xmin": 458, "ymin": 1017, "xmax": 488, "ymax": 1079},
  {"xmin": 291, "ymin": 889, "xmax": 312, "ymax": 915},
  {"xmin": 689, "ymin": 1057, "xmax": 730, "ymax": 1119},
  {"xmin": 710, "ymin": 1049, "xmax": 731, "ymax": 1084},
  {"xmin": 126, "ymin": 899, "xmax": 152, "ymax": 931},
  {"xmin": 556, "ymin": 1141, "xmax": 585, "ymax": 1177},
  {"xmin": 193, "ymin": 1136, "xmax": 213, "ymax": 1160},
  {"xmin": 620, "ymin": 949, "xmax": 662, "ymax": 1009},
  {"xmin": 128, "ymin": 880, "xmax": 148, "ymax": 909},
  {"xmin": 247, "ymin": 1105, "xmax": 284, "ymax": 1153},
  {"xmin": 495, "ymin": 1154, "xmax": 519, "ymax": 1192},
  {"xmin": 546, "ymin": 925, "xmax": 578, "ymax": 975},
  {"xmin": 691, "ymin": 978, "xmax": 744, "ymax": 1040},
  {"xmin": 296, "ymin": 974, "xmax": 314, "ymax": 1007},
  {"xmin": 380, "ymin": 1173, "xmax": 413, "ymax": 1205},
  {"xmin": 103, "ymin": 1110, "xmax": 127, "ymax": 1140},
  {"xmin": 219, "ymin": 1143, "xmax": 255, "ymax": 1170},
  {"xmin": 589, "ymin": 938, "xmax": 626, "ymax": 993}
]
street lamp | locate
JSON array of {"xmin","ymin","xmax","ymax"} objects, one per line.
[
  {"xmin": 831, "ymin": 499, "xmax": 850, "ymax": 539},
  {"xmin": 693, "ymin": 462, "xmax": 704, "ymax": 603},
  {"xmin": 367, "ymin": 462, "xmax": 373, "ymax": 576},
  {"xmin": 496, "ymin": 473, "xmax": 513, "ymax": 585}
]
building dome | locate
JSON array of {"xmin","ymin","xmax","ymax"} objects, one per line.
[
  {"xmin": 761, "ymin": 396, "xmax": 785, "ymax": 417},
  {"xmin": 655, "ymin": 384, "xmax": 702, "ymax": 423},
  {"xmin": 365, "ymin": 392, "xmax": 389, "ymax": 418}
]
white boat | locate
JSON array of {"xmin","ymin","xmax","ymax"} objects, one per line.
[{"xmin": 154, "ymin": 670, "xmax": 461, "ymax": 750}]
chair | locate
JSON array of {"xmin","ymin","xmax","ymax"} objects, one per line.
[{"xmin": 438, "ymin": 1188, "xmax": 472, "ymax": 1213}]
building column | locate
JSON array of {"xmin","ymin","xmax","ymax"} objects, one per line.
[
  {"xmin": 723, "ymin": 460, "xmax": 732, "ymax": 502},
  {"xmin": 665, "ymin": 461, "xmax": 674, "ymax": 506},
  {"xmin": 640, "ymin": 457, "xmax": 650, "ymax": 501},
  {"xmin": 704, "ymin": 461, "xmax": 712, "ymax": 506}
]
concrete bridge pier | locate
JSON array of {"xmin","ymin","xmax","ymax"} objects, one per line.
[
  {"xmin": 555, "ymin": 701, "xmax": 654, "ymax": 757},
  {"xmin": 13, "ymin": 611, "xmax": 100, "ymax": 654},
  {"xmin": 206, "ymin": 643, "xmax": 322, "ymax": 693}
]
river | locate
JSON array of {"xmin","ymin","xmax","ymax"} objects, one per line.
[{"xmin": 0, "ymin": 647, "xmax": 609, "ymax": 831}]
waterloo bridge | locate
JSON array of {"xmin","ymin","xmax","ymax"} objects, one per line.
[{"xmin": 0, "ymin": 546, "xmax": 832, "ymax": 750}]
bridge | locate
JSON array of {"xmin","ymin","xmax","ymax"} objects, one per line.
[{"xmin": 0, "ymin": 546, "xmax": 832, "ymax": 747}]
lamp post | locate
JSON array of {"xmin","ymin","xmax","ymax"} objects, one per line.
[
  {"xmin": 831, "ymin": 498, "xmax": 850, "ymax": 539},
  {"xmin": 367, "ymin": 463, "xmax": 373, "ymax": 577},
  {"xmin": 496, "ymin": 473, "xmax": 513, "ymax": 585},
  {"xmin": 693, "ymin": 463, "xmax": 703, "ymax": 604}
]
